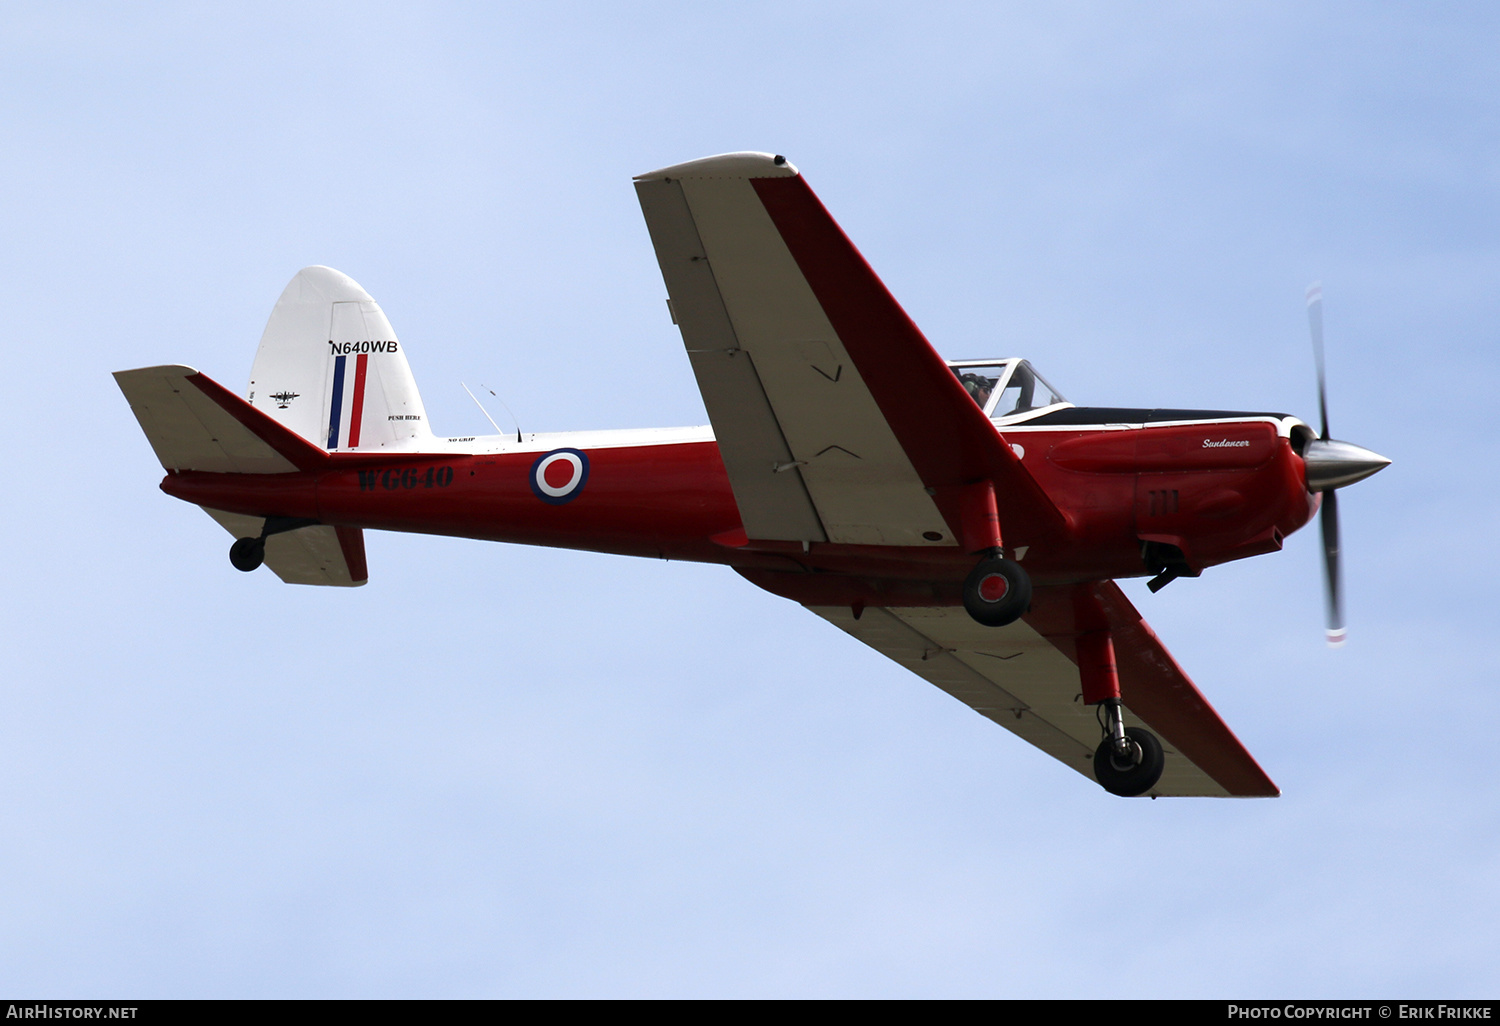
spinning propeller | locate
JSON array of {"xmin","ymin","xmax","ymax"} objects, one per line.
[{"xmin": 1301, "ymin": 283, "xmax": 1390, "ymax": 647}]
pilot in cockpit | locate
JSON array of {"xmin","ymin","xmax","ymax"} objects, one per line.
[
  {"xmin": 958, "ymin": 372, "xmax": 995, "ymax": 409},
  {"xmin": 949, "ymin": 359, "xmax": 1068, "ymax": 420}
]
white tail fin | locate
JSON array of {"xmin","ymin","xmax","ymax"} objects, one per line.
[{"xmin": 248, "ymin": 266, "xmax": 432, "ymax": 450}]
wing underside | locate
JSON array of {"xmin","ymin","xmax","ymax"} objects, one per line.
[
  {"xmin": 637, "ymin": 162, "xmax": 952, "ymax": 546},
  {"xmin": 807, "ymin": 583, "xmax": 1277, "ymax": 797}
]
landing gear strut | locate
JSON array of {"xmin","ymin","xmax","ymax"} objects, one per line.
[
  {"xmin": 1076, "ymin": 611, "xmax": 1165, "ymax": 796},
  {"xmin": 1092, "ymin": 699, "xmax": 1164, "ymax": 797},
  {"xmin": 962, "ymin": 551, "xmax": 1031, "ymax": 627},
  {"xmin": 228, "ymin": 516, "xmax": 319, "ymax": 573}
]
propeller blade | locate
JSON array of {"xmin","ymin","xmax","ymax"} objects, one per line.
[
  {"xmin": 1306, "ymin": 282, "xmax": 1330, "ymax": 440},
  {"xmin": 1320, "ymin": 488, "xmax": 1345, "ymax": 647}
]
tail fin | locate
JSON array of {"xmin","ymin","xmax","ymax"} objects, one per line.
[{"xmin": 248, "ymin": 266, "xmax": 432, "ymax": 451}]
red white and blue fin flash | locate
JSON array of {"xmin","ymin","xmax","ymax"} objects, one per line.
[{"xmin": 326, "ymin": 352, "xmax": 371, "ymax": 450}]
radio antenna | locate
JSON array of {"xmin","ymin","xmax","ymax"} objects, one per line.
[{"xmin": 461, "ymin": 382, "xmax": 523, "ymax": 443}]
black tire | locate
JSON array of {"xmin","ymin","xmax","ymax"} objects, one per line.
[
  {"xmin": 1093, "ymin": 727, "xmax": 1165, "ymax": 797},
  {"xmin": 962, "ymin": 557, "xmax": 1032, "ymax": 627},
  {"xmin": 229, "ymin": 537, "xmax": 265, "ymax": 572}
]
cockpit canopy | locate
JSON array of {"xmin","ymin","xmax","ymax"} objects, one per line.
[{"xmin": 948, "ymin": 359, "xmax": 1070, "ymax": 423}]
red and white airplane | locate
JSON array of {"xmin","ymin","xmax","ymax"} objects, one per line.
[{"xmin": 115, "ymin": 152, "xmax": 1389, "ymax": 798}]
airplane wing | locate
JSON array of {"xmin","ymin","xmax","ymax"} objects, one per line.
[
  {"xmin": 635, "ymin": 154, "xmax": 1270, "ymax": 794},
  {"xmin": 808, "ymin": 580, "xmax": 1277, "ymax": 797},
  {"xmin": 635, "ymin": 152, "xmax": 1067, "ymax": 549}
]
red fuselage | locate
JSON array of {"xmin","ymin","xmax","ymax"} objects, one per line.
[{"xmin": 160, "ymin": 409, "xmax": 1319, "ymax": 609}]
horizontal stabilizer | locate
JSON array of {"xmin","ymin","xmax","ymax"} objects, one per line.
[
  {"xmin": 201, "ymin": 508, "xmax": 368, "ymax": 587},
  {"xmin": 114, "ymin": 365, "xmax": 329, "ymax": 473}
]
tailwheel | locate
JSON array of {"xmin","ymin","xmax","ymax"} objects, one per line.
[
  {"xmin": 1093, "ymin": 726, "xmax": 1164, "ymax": 797},
  {"xmin": 962, "ymin": 554, "xmax": 1031, "ymax": 627},
  {"xmin": 229, "ymin": 537, "xmax": 265, "ymax": 572}
]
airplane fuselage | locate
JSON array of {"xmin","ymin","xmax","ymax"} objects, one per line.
[{"xmin": 159, "ymin": 408, "xmax": 1318, "ymax": 608}]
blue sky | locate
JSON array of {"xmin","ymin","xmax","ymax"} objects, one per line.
[{"xmin": 1, "ymin": 2, "xmax": 1494, "ymax": 997}]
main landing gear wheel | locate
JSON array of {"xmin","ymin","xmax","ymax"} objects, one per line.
[
  {"xmin": 962, "ymin": 556, "xmax": 1032, "ymax": 627},
  {"xmin": 229, "ymin": 537, "xmax": 265, "ymax": 572},
  {"xmin": 1093, "ymin": 726, "xmax": 1165, "ymax": 797}
]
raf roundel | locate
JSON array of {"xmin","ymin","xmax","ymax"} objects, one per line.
[{"xmin": 529, "ymin": 448, "xmax": 590, "ymax": 505}]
